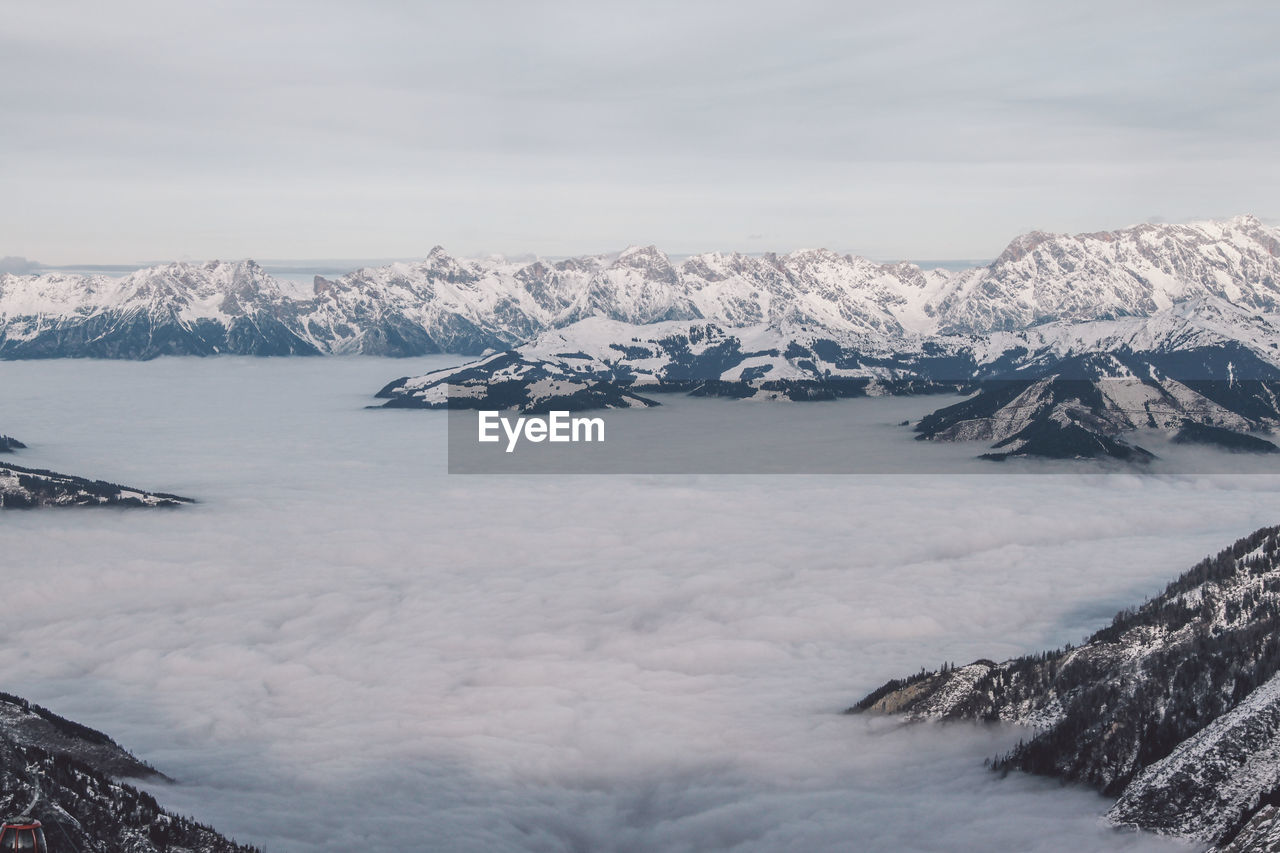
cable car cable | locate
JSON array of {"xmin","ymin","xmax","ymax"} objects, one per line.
[
  {"xmin": 43, "ymin": 796, "xmax": 84, "ymax": 853},
  {"xmin": 49, "ymin": 815, "xmax": 81, "ymax": 853},
  {"xmin": 4, "ymin": 763, "xmax": 83, "ymax": 853},
  {"xmin": 20, "ymin": 766, "xmax": 40, "ymax": 817}
]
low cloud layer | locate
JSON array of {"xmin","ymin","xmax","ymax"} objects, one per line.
[{"xmin": 1, "ymin": 357, "xmax": 1272, "ymax": 850}]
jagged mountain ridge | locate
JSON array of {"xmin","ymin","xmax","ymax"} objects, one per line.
[
  {"xmin": 848, "ymin": 524, "xmax": 1280, "ymax": 848},
  {"xmin": 0, "ymin": 262, "xmax": 316, "ymax": 358},
  {"xmin": 4, "ymin": 216, "xmax": 1278, "ymax": 358},
  {"xmin": 937, "ymin": 216, "xmax": 1280, "ymax": 333}
]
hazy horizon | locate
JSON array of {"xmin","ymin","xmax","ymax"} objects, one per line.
[
  {"xmin": 4, "ymin": 215, "xmax": 1273, "ymax": 273},
  {"xmin": 3, "ymin": 251, "xmax": 999, "ymax": 275},
  {"xmin": 7, "ymin": 207, "xmax": 1274, "ymax": 276}
]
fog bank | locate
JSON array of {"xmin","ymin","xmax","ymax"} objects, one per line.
[{"xmin": 2, "ymin": 357, "xmax": 1262, "ymax": 850}]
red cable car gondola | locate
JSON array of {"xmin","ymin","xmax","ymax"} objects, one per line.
[{"xmin": 0, "ymin": 818, "xmax": 48, "ymax": 852}]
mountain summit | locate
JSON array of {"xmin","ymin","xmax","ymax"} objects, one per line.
[{"xmin": 3, "ymin": 217, "xmax": 1278, "ymax": 358}]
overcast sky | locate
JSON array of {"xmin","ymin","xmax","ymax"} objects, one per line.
[{"xmin": 4, "ymin": 0, "xmax": 1278, "ymax": 264}]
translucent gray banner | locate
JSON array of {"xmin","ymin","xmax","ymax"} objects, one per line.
[{"xmin": 445, "ymin": 387, "xmax": 1280, "ymax": 475}]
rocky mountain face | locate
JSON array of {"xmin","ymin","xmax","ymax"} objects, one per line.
[
  {"xmin": 0, "ymin": 691, "xmax": 255, "ymax": 852},
  {"xmin": 935, "ymin": 216, "xmax": 1280, "ymax": 333},
  {"xmin": 0, "ymin": 435, "xmax": 192, "ymax": 508},
  {"xmin": 1218, "ymin": 805, "xmax": 1280, "ymax": 852},
  {"xmin": 849, "ymin": 524, "xmax": 1280, "ymax": 849},
  {"xmin": 4, "ymin": 217, "xmax": 1278, "ymax": 358},
  {"xmin": 912, "ymin": 298, "xmax": 1280, "ymax": 460},
  {"xmin": 0, "ymin": 261, "xmax": 317, "ymax": 359},
  {"xmin": 913, "ymin": 346, "xmax": 1280, "ymax": 461},
  {"xmin": 373, "ymin": 302, "xmax": 1280, "ymax": 462}
]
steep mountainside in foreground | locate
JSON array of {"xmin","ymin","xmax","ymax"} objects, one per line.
[
  {"xmin": 4, "ymin": 216, "xmax": 1278, "ymax": 357},
  {"xmin": 0, "ymin": 692, "xmax": 256, "ymax": 852},
  {"xmin": 850, "ymin": 524, "xmax": 1280, "ymax": 848}
]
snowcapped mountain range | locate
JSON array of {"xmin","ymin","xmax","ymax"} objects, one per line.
[
  {"xmin": 850, "ymin": 523, "xmax": 1280, "ymax": 850},
  {"xmin": 11, "ymin": 215, "xmax": 1280, "ymax": 460},
  {"xmin": 3, "ymin": 215, "xmax": 1278, "ymax": 358}
]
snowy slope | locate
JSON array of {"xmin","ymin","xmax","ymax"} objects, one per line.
[
  {"xmin": 0, "ymin": 691, "xmax": 256, "ymax": 851},
  {"xmin": 0, "ymin": 462, "xmax": 192, "ymax": 508},
  {"xmin": 371, "ymin": 317, "xmax": 969, "ymax": 410},
  {"xmin": 0, "ymin": 260, "xmax": 317, "ymax": 358},
  {"xmin": 1109, "ymin": 671, "xmax": 1280, "ymax": 843},
  {"xmin": 0, "ymin": 433, "xmax": 191, "ymax": 508},
  {"xmin": 935, "ymin": 215, "xmax": 1280, "ymax": 333},
  {"xmin": 852, "ymin": 524, "xmax": 1280, "ymax": 848},
  {"xmin": 372, "ymin": 300, "xmax": 1280, "ymax": 463}
]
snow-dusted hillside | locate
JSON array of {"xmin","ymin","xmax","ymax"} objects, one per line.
[
  {"xmin": 0, "ymin": 434, "xmax": 191, "ymax": 508},
  {"xmin": 5, "ymin": 216, "xmax": 1279, "ymax": 357},
  {"xmin": 375, "ymin": 349, "xmax": 660, "ymax": 411},
  {"xmin": 1109, "ymin": 671, "xmax": 1280, "ymax": 843},
  {"xmin": 850, "ymin": 524, "xmax": 1280, "ymax": 849},
  {"xmin": 0, "ymin": 690, "xmax": 256, "ymax": 851},
  {"xmin": 0, "ymin": 462, "xmax": 192, "ymax": 508},
  {"xmin": 371, "ymin": 300, "xmax": 1280, "ymax": 461},
  {"xmin": 371, "ymin": 317, "xmax": 969, "ymax": 410}
]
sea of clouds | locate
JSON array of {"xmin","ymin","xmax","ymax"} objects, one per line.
[{"xmin": 5, "ymin": 357, "xmax": 1275, "ymax": 851}]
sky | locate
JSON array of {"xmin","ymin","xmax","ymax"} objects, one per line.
[{"xmin": 3, "ymin": 0, "xmax": 1279, "ymax": 263}]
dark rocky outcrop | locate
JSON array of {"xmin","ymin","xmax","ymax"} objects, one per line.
[{"xmin": 850, "ymin": 525, "xmax": 1280, "ymax": 848}]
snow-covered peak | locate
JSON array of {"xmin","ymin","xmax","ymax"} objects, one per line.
[
  {"xmin": 964, "ymin": 295, "xmax": 1280, "ymax": 368},
  {"xmin": 2, "ymin": 217, "xmax": 1279, "ymax": 358},
  {"xmin": 615, "ymin": 243, "xmax": 665, "ymax": 261},
  {"xmin": 936, "ymin": 217, "xmax": 1280, "ymax": 333}
]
